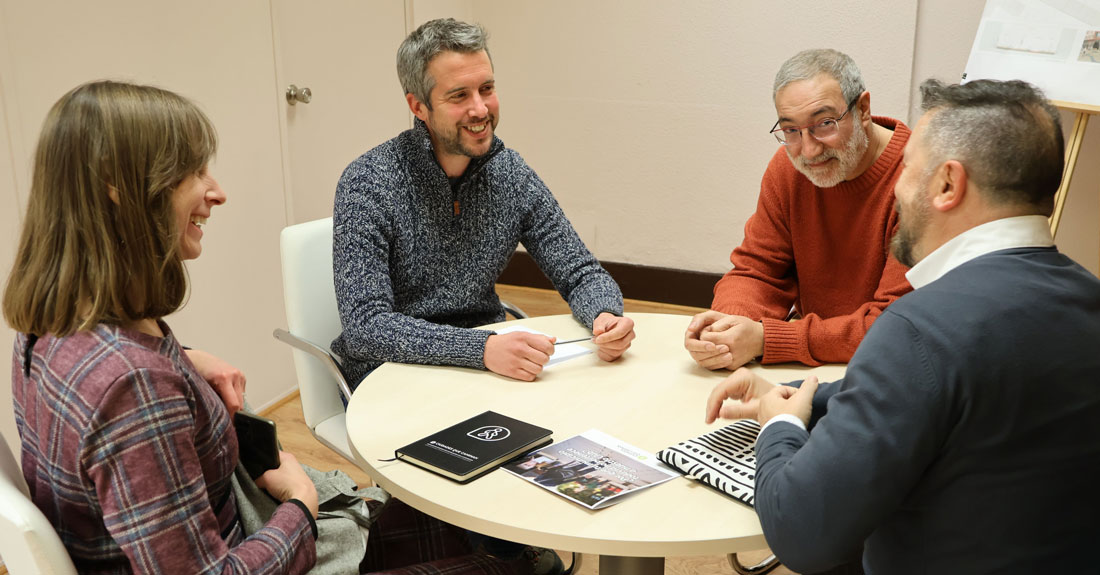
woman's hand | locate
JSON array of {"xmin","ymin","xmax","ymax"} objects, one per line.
[
  {"xmin": 256, "ymin": 451, "xmax": 319, "ymax": 519},
  {"xmin": 184, "ymin": 349, "xmax": 247, "ymax": 416}
]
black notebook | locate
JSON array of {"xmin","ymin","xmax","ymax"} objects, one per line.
[
  {"xmin": 396, "ymin": 411, "xmax": 553, "ymax": 484},
  {"xmin": 656, "ymin": 419, "xmax": 760, "ymax": 507}
]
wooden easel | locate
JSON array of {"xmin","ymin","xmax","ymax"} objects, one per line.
[{"xmin": 1049, "ymin": 100, "xmax": 1099, "ymax": 239}]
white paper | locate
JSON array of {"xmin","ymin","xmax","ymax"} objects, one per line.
[
  {"xmin": 964, "ymin": 0, "xmax": 1100, "ymax": 106},
  {"xmin": 494, "ymin": 325, "xmax": 593, "ymax": 366}
]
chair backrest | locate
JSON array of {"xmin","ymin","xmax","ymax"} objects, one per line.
[
  {"xmin": 279, "ymin": 217, "xmax": 346, "ymax": 430},
  {"xmin": 0, "ymin": 432, "xmax": 78, "ymax": 575}
]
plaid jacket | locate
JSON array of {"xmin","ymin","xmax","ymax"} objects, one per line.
[{"xmin": 11, "ymin": 323, "xmax": 316, "ymax": 574}]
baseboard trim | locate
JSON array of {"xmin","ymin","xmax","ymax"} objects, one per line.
[
  {"xmin": 256, "ymin": 388, "xmax": 301, "ymax": 417},
  {"xmin": 497, "ymin": 252, "xmax": 721, "ymax": 309}
]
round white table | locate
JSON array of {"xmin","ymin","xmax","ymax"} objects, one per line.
[{"xmin": 346, "ymin": 313, "xmax": 845, "ymax": 575}]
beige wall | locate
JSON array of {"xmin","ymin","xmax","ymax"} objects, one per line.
[
  {"xmin": 0, "ymin": 0, "xmax": 297, "ymax": 461},
  {"xmin": 475, "ymin": 1, "xmax": 919, "ymax": 272},
  {"xmin": 1, "ymin": 0, "xmax": 1098, "ymax": 463},
  {"xmin": 271, "ymin": 0, "xmax": 411, "ymax": 224},
  {"xmin": 470, "ymin": 0, "xmax": 1098, "ymax": 276},
  {"xmin": 910, "ymin": 0, "xmax": 1100, "ymax": 275},
  {"xmin": 0, "ymin": 42, "xmax": 21, "ymax": 461},
  {"xmin": 1057, "ymin": 111, "xmax": 1100, "ymax": 275}
]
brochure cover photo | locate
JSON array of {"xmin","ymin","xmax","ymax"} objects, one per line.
[{"xmin": 502, "ymin": 429, "xmax": 678, "ymax": 509}]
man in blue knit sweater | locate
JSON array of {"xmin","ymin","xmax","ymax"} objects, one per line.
[
  {"xmin": 705, "ymin": 79, "xmax": 1100, "ymax": 573},
  {"xmin": 332, "ymin": 19, "xmax": 635, "ymax": 389}
]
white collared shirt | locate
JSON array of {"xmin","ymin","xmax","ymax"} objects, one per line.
[
  {"xmin": 759, "ymin": 215, "xmax": 1054, "ymax": 435},
  {"xmin": 905, "ymin": 215, "xmax": 1054, "ymax": 289}
]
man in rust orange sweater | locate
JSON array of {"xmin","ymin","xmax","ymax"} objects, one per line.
[{"xmin": 685, "ymin": 49, "xmax": 913, "ymax": 371}]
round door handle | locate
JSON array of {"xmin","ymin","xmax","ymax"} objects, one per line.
[{"xmin": 286, "ymin": 84, "xmax": 312, "ymax": 105}]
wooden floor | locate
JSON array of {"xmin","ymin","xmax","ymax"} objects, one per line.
[{"xmin": 264, "ymin": 284, "xmax": 796, "ymax": 575}]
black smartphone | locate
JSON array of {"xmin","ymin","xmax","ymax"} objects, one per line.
[{"xmin": 233, "ymin": 411, "xmax": 281, "ymax": 480}]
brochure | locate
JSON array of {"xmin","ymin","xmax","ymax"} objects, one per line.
[{"xmin": 502, "ymin": 429, "xmax": 678, "ymax": 509}]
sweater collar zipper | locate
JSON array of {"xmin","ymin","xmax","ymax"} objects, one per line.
[{"xmin": 451, "ymin": 145, "xmax": 503, "ymax": 216}]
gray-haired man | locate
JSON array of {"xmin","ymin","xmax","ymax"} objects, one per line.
[
  {"xmin": 706, "ymin": 79, "xmax": 1100, "ymax": 573},
  {"xmin": 332, "ymin": 18, "xmax": 635, "ymax": 390},
  {"xmin": 685, "ymin": 49, "xmax": 913, "ymax": 372}
]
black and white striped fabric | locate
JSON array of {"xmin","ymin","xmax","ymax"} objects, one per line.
[{"xmin": 657, "ymin": 419, "xmax": 760, "ymax": 507}]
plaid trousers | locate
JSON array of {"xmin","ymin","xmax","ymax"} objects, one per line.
[{"xmin": 361, "ymin": 499, "xmax": 534, "ymax": 575}]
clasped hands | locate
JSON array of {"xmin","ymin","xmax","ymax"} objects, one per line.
[
  {"xmin": 484, "ymin": 312, "xmax": 636, "ymax": 381},
  {"xmin": 704, "ymin": 367, "xmax": 819, "ymax": 427},
  {"xmin": 184, "ymin": 348, "xmax": 247, "ymax": 417},
  {"xmin": 684, "ymin": 310, "xmax": 765, "ymax": 371}
]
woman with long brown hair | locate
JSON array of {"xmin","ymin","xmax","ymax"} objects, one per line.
[
  {"xmin": 4, "ymin": 80, "xmax": 321, "ymax": 573},
  {"xmin": 4, "ymin": 80, "xmax": 562, "ymax": 575}
]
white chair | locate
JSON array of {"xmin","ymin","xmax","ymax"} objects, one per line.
[
  {"xmin": 273, "ymin": 217, "xmax": 529, "ymax": 464},
  {"xmin": 0, "ymin": 432, "xmax": 78, "ymax": 575},
  {"xmin": 729, "ymin": 552, "xmax": 779, "ymax": 574},
  {"xmin": 274, "ymin": 217, "xmax": 357, "ymax": 463}
]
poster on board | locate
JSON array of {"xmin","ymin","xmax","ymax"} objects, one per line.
[{"xmin": 964, "ymin": 0, "xmax": 1100, "ymax": 106}]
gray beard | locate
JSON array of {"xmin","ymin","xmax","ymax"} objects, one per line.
[{"xmin": 791, "ymin": 125, "xmax": 870, "ymax": 188}]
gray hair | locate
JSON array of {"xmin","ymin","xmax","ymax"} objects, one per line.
[
  {"xmin": 918, "ymin": 78, "xmax": 1064, "ymax": 214},
  {"xmin": 773, "ymin": 49, "xmax": 866, "ymax": 103},
  {"xmin": 397, "ymin": 18, "xmax": 491, "ymax": 109}
]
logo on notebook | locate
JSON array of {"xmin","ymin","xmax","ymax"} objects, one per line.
[{"xmin": 468, "ymin": 426, "xmax": 511, "ymax": 442}]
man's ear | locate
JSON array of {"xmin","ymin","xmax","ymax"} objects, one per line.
[
  {"xmin": 107, "ymin": 185, "xmax": 120, "ymax": 205},
  {"xmin": 406, "ymin": 92, "xmax": 429, "ymax": 123},
  {"xmin": 856, "ymin": 90, "xmax": 872, "ymax": 124},
  {"xmin": 932, "ymin": 160, "xmax": 967, "ymax": 212}
]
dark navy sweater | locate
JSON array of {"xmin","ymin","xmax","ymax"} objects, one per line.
[{"xmin": 755, "ymin": 247, "xmax": 1100, "ymax": 573}]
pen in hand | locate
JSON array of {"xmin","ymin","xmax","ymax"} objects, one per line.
[{"xmin": 554, "ymin": 336, "xmax": 593, "ymax": 346}]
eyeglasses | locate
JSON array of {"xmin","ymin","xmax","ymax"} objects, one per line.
[{"xmin": 769, "ymin": 96, "xmax": 859, "ymax": 146}]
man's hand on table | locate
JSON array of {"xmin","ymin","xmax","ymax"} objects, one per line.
[
  {"xmin": 685, "ymin": 311, "xmax": 764, "ymax": 371},
  {"xmin": 705, "ymin": 367, "xmax": 777, "ymax": 424},
  {"xmin": 592, "ymin": 312, "xmax": 635, "ymax": 362},
  {"xmin": 756, "ymin": 375, "xmax": 818, "ymax": 427},
  {"xmin": 705, "ymin": 368, "xmax": 819, "ymax": 427},
  {"xmin": 484, "ymin": 331, "xmax": 555, "ymax": 381}
]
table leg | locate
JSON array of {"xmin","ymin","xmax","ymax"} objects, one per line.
[{"xmin": 598, "ymin": 555, "xmax": 665, "ymax": 575}]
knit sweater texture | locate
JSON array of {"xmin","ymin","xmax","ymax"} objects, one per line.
[
  {"xmin": 332, "ymin": 119, "xmax": 623, "ymax": 387},
  {"xmin": 712, "ymin": 117, "xmax": 913, "ymax": 365},
  {"xmin": 754, "ymin": 247, "xmax": 1100, "ymax": 573}
]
